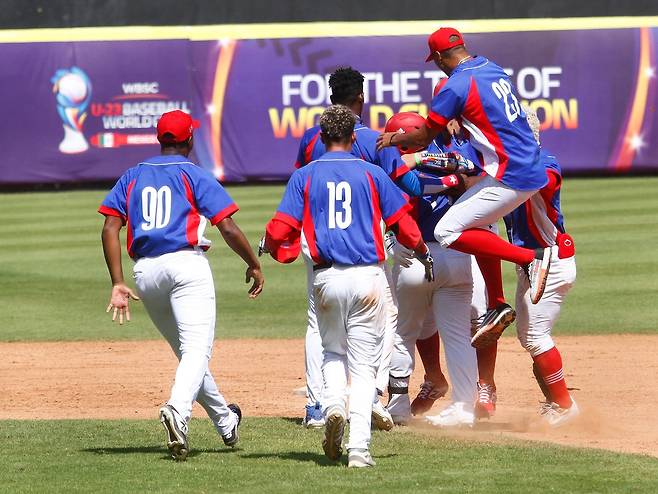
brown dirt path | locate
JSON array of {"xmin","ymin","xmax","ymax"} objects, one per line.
[{"xmin": 0, "ymin": 335, "xmax": 656, "ymax": 457}]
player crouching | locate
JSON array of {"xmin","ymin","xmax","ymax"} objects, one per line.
[{"xmin": 262, "ymin": 105, "xmax": 432, "ymax": 467}]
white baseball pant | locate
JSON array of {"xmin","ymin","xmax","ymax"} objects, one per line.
[
  {"xmin": 314, "ymin": 264, "xmax": 387, "ymax": 451},
  {"xmin": 515, "ymin": 249, "xmax": 576, "ymax": 356},
  {"xmin": 388, "ymin": 244, "xmax": 477, "ymax": 417},
  {"xmin": 133, "ymin": 249, "xmax": 237, "ymax": 436},
  {"xmin": 434, "ymin": 174, "xmax": 537, "ymax": 247}
]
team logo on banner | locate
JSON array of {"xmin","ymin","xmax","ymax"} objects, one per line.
[{"xmin": 51, "ymin": 67, "xmax": 92, "ymax": 154}]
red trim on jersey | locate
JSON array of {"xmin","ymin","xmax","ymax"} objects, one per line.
[
  {"xmin": 98, "ymin": 205, "xmax": 126, "ymax": 224},
  {"xmin": 273, "ymin": 211, "xmax": 302, "ymax": 230},
  {"xmin": 209, "ymin": 203, "xmax": 239, "ymax": 225},
  {"xmin": 394, "ymin": 212, "xmax": 423, "ymax": 251},
  {"xmin": 293, "ymin": 160, "xmax": 302, "ymax": 169},
  {"xmin": 426, "ymin": 111, "xmax": 449, "ymax": 130},
  {"xmin": 383, "ymin": 202, "xmax": 410, "ymax": 228},
  {"xmin": 304, "ymin": 131, "xmax": 321, "ymax": 165},
  {"xmin": 539, "ymin": 169, "xmax": 561, "ymax": 227},
  {"xmin": 125, "ymin": 179, "xmax": 136, "ymax": 258},
  {"xmin": 302, "ymin": 177, "xmax": 322, "ymax": 263},
  {"xmin": 389, "ymin": 162, "xmax": 411, "ymax": 180},
  {"xmin": 181, "ymin": 174, "xmax": 201, "ymax": 246},
  {"xmin": 462, "ymin": 79, "xmax": 509, "ymax": 180},
  {"xmin": 366, "ymin": 172, "xmax": 386, "ymax": 262},
  {"xmin": 524, "ymin": 200, "xmax": 549, "ymax": 248}
]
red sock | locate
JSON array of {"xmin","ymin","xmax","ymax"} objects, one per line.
[
  {"xmin": 450, "ymin": 229, "xmax": 535, "ymax": 265},
  {"xmin": 532, "ymin": 347, "xmax": 572, "ymax": 408},
  {"xmin": 476, "ymin": 342, "xmax": 497, "ymax": 386},
  {"xmin": 416, "ymin": 333, "xmax": 445, "ymax": 384},
  {"xmin": 476, "ymin": 255, "xmax": 505, "ymax": 308}
]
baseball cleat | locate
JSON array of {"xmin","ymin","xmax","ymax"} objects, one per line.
[
  {"xmin": 322, "ymin": 406, "xmax": 346, "ymax": 461},
  {"xmin": 526, "ymin": 247, "xmax": 552, "ymax": 304},
  {"xmin": 540, "ymin": 399, "xmax": 580, "ymax": 428},
  {"xmin": 371, "ymin": 400, "xmax": 394, "ymax": 431},
  {"xmin": 474, "ymin": 382, "xmax": 497, "ymax": 419},
  {"xmin": 159, "ymin": 404, "xmax": 189, "ymax": 461},
  {"xmin": 222, "ymin": 403, "xmax": 242, "ymax": 447},
  {"xmin": 425, "ymin": 402, "xmax": 475, "ymax": 427},
  {"xmin": 303, "ymin": 403, "xmax": 325, "ymax": 428},
  {"xmin": 470, "ymin": 303, "xmax": 516, "ymax": 349},
  {"xmin": 348, "ymin": 448, "xmax": 376, "ymax": 468},
  {"xmin": 410, "ymin": 379, "xmax": 449, "ymax": 416}
]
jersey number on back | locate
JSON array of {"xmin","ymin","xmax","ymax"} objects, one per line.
[
  {"xmin": 491, "ymin": 78, "xmax": 521, "ymax": 123},
  {"xmin": 141, "ymin": 186, "xmax": 172, "ymax": 230},
  {"xmin": 327, "ymin": 182, "xmax": 352, "ymax": 229}
]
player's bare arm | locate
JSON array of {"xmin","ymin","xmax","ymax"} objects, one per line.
[
  {"xmin": 101, "ymin": 215, "xmax": 140, "ymax": 324},
  {"xmin": 216, "ymin": 217, "xmax": 265, "ymax": 298}
]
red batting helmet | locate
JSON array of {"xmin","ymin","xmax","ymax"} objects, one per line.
[{"xmin": 384, "ymin": 112, "xmax": 426, "ymax": 154}]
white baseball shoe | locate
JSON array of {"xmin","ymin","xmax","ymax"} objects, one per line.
[
  {"xmin": 425, "ymin": 402, "xmax": 475, "ymax": 428},
  {"xmin": 348, "ymin": 448, "xmax": 376, "ymax": 468},
  {"xmin": 540, "ymin": 399, "xmax": 580, "ymax": 427},
  {"xmin": 159, "ymin": 404, "xmax": 189, "ymax": 461},
  {"xmin": 526, "ymin": 247, "xmax": 552, "ymax": 304},
  {"xmin": 371, "ymin": 400, "xmax": 394, "ymax": 431},
  {"xmin": 322, "ymin": 406, "xmax": 346, "ymax": 461},
  {"xmin": 470, "ymin": 304, "xmax": 516, "ymax": 349}
]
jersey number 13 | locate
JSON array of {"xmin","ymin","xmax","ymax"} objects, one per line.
[{"xmin": 327, "ymin": 181, "xmax": 352, "ymax": 229}]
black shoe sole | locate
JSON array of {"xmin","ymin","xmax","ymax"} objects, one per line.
[
  {"xmin": 223, "ymin": 404, "xmax": 242, "ymax": 447},
  {"xmin": 159, "ymin": 406, "xmax": 189, "ymax": 461}
]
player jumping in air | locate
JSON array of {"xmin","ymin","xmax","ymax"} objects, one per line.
[
  {"xmin": 99, "ymin": 110, "xmax": 264, "ymax": 461},
  {"xmin": 263, "ymin": 105, "xmax": 432, "ymax": 468},
  {"xmin": 377, "ymin": 27, "xmax": 552, "ymax": 348}
]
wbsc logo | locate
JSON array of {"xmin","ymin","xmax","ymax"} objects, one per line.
[{"xmin": 51, "ymin": 67, "xmax": 92, "ymax": 154}]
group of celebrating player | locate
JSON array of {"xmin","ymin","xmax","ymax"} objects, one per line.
[{"xmin": 99, "ymin": 27, "xmax": 578, "ymax": 468}]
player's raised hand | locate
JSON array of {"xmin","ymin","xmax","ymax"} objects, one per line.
[
  {"xmin": 106, "ymin": 283, "xmax": 140, "ymax": 325},
  {"xmin": 246, "ymin": 266, "xmax": 264, "ymax": 299}
]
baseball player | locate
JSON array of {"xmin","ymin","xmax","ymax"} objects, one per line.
[
  {"xmin": 383, "ymin": 111, "xmax": 479, "ymax": 426},
  {"xmin": 377, "ymin": 27, "xmax": 553, "ymax": 349},
  {"xmin": 263, "ymin": 105, "xmax": 432, "ymax": 467},
  {"xmin": 294, "ymin": 67, "xmax": 415, "ymax": 430},
  {"xmin": 99, "ymin": 110, "xmax": 264, "ymax": 461},
  {"xmin": 475, "ymin": 109, "xmax": 579, "ymax": 426}
]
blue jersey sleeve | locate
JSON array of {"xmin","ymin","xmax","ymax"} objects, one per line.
[
  {"xmin": 276, "ymin": 168, "xmax": 307, "ymax": 228},
  {"xmin": 369, "ymin": 167, "xmax": 409, "ymax": 226},
  {"xmin": 295, "ymin": 127, "xmax": 322, "ymax": 168},
  {"xmin": 373, "ymin": 145, "xmax": 409, "ymax": 179},
  {"xmin": 99, "ymin": 170, "xmax": 133, "ymax": 223},
  {"xmin": 428, "ymin": 82, "xmax": 467, "ymax": 128},
  {"xmin": 183, "ymin": 166, "xmax": 238, "ymax": 225}
]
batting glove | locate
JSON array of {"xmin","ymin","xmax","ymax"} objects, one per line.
[
  {"xmin": 415, "ymin": 247, "xmax": 435, "ymax": 283},
  {"xmin": 257, "ymin": 236, "xmax": 269, "ymax": 257},
  {"xmin": 413, "ymin": 151, "xmax": 477, "ymax": 175},
  {"xmin": 384, "ymin": 231, "xmax": 415, "ymax": 268}
]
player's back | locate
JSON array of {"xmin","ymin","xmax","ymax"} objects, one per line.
[
  {"xmin": 298, "ymin": 151, "xmax": 407, "ymax": 266},
  {"xmin": 101, "ymin": 154, "xmax": 236, "ymax": 259}
]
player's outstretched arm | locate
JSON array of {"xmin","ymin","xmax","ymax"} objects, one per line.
[
  {"xmin": 216, "ymin": 217, "xmax": 264, "ymax": 298},
  {"xmin": 101, "ymin": 215, "xmax": 140, "ymax": 324}
]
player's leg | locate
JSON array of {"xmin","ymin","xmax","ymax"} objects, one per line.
[
  {"xmin": 303, "ymin": 255, "xmax": 324, "ymax": 427},
  {"xmin": 387, "ymin": 259, "xmax": 431, "ymax": 423},
  {"xmin": 426, "ymin": 248, "xmax": 477, "ymax": 427},
  {"xmin": 313, "ymin": 267, "xmax": 350, "ymax": 462},
  {"xmin": 516, "ymin": 252, "xmax": 578, "ymax": 426},
  {"xmin": 434, "ymin": 175, "xmax": 551, "ymax": 304},
  {"xmin": 410, "ymin": 312, "xmax": 449, "ymax": 416},
  {"xmin": 371, "ymin": 265, "xmax": 397, "ymax": 431},
  {"xmin": 345, "ymin": 265, "xmax": 387, "ymax": 467}
]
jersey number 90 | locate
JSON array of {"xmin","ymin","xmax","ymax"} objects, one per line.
[
  {"xmin": 141, "ymin": 186, "xmax": 172, "ymax": 230},
  {"xmin": 327, "ymin": 181, "xmax": 352, "ymax": 229},
  {"xmin": 492, "ymin": 78, "xmax": 521, "ymax": 123}
]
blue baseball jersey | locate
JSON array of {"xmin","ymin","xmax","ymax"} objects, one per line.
[
  {"xmin": 294, "ymin": 120, "xmax": 409, "ymax": 179},
  {"xmin": 504, "ymin": 148, "xmax": 566, "ymax": 249},
  {"xmin": 276, "ymin": 150, "xmax": 409, "ymax": 265},
  {"xmin": 99, "ymin": 154, "xmax": 238, "ymax": 259},
  {"xmin": 428, "ymin": 56, "xmax": 546, "ymax": 191}
]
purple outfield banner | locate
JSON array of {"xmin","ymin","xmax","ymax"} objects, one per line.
[{"xmin": 1, "ymin": 26, "xmax": 657, "ymax": 184}]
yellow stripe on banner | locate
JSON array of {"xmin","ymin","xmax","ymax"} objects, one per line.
[
  {"xmin": 1, "ymin": 17, "xmax": 658, "ymax": 43},
  {"xmin": 210, "ymin": 40, "xmax": 237, "ymax": 181}
]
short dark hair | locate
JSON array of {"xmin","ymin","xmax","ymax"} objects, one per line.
[
  {"xmin": 319, "ymin": 105, "xmax": 356, "ymax": 143},
  {"xmin": 329, "ymin": 67, "xmax": 364, "ymax": 105}
]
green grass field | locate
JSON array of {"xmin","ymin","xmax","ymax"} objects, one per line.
[
  {"xmin": 1, "ymin": 177, "xmax": 657, "ymax": 341},
  {"xmin": 2, "ymin": 177, "xmax": 658, "ymax": 493}
]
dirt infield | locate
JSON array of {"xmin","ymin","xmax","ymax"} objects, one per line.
[{"xmin": 1, "ymin": 335, "xmax": 656, "ymax": 457}]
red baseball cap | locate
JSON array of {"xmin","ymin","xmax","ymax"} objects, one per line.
[
  {"xmin": 157, "ymin": 110, "xmax": 200, "ymax": 144},
  {"xmin": 425, "ymin": 27, "xmax": 465, "ymax": 62}
]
